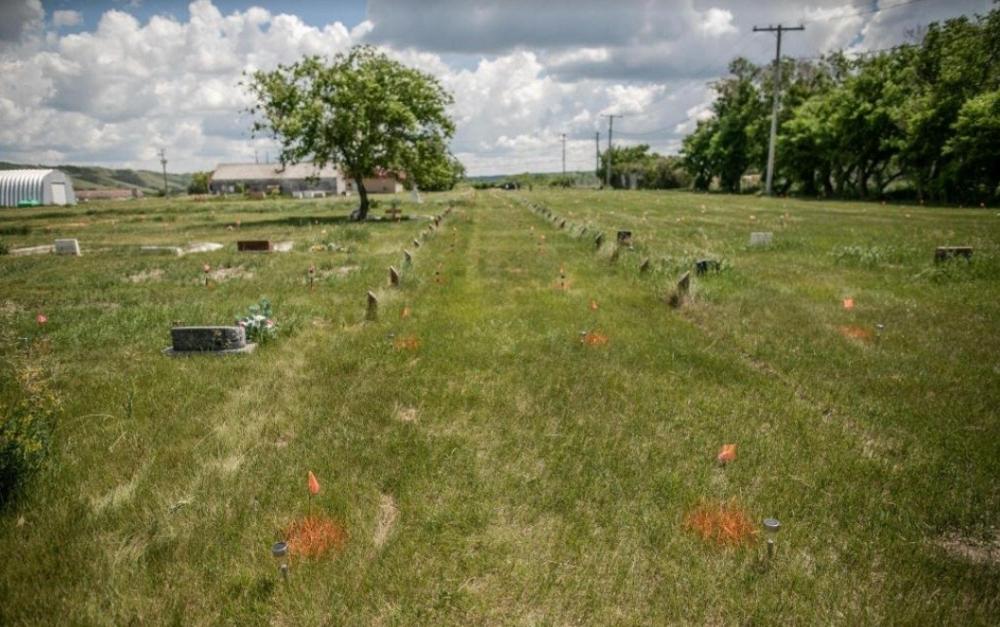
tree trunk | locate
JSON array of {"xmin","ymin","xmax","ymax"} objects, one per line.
[{"xmin": 354, "ymin": 176, "xmax": 369, "ymax": 221}]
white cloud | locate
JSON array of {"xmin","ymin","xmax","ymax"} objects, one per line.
[
  {"xmin": 0, "ymin": 0, "xmax": 43, "ymax": 43},
  {"xmin": 0, "ymin": 0, "xmax": 988, "ymax": 176},
  {"xmin": 700, "ymin": 8, "xmax": 737, "ymax": 36},
  {"xmin": 52, "ymin": 10, "xmax": 82, "ymax": 29}
]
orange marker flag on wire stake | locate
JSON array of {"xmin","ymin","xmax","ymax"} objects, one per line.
[
  {"xmin": 842, "ymin": 298, "xmax": 855, "ymax": 310},
  {"xmin": 717, "ymin": 444, "xmax": 737, "ymax": 464},
  {"xmin": 308, "ymin": 471, "xmax": 321, "ymax": 495}
]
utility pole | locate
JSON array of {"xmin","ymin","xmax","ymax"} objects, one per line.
[
  {"xmin": 753, "ymin": 23, "xmax": 804, "ymax": 196},
  {"xmin": 158, "ymin": 148, "xmax": 168, "ymax": 196},
  {"xmin": 600, "ymin": 114, "xmax": 623, "ymax": 189},
  {"xmin": 561, "ymin": 133, "xmax": 566, "ymax": 176},
  {"xmin": 594, "ymin": 131, "xmax": 600, "ymax": 177}
]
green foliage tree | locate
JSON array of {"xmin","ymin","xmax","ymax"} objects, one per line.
[
  {"xmin": 680, "ymin": 8, "xmax": 1000, "ymax": 203},
  {"xmin": 599, "ymin": 144, "xmax": 688, "ymax": 190},
  {"xmin": 187, "ymin": 171, "xmax": 211, "ymax": 194},
  {"xmin": 247, "ymin": 45, "xmax": 456, "ymax": 219}
]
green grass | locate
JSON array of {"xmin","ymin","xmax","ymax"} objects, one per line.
[{"xmin": 1, "ymin": 190, "xmax": 998, "ymax": 624}]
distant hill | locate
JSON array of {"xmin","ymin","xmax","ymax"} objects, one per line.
[{"xmin": 0, "ymin": 161, "xmax": 192, "ymax": 194}]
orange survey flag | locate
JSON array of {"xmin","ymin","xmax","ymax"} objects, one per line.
[
  {"xmin": 308, "ymin": 471, "xmax": 320, "ymax": 495},
  {"xmin": 717, "ymin": 444, "xmax": 737, "ymax": 464},
  {"xmin": 842, "ymin": 298, "xmax": 854, "ymax": 310}
]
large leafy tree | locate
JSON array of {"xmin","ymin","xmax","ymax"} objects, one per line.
[{"xmin": 247, "ymin": 45, "xmax": 457, "ymax": 219}]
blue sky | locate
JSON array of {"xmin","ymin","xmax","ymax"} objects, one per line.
[
  {"xmin": 41, "ymin": 0, "xmax": 367, "ymax": 34},
  {"xmin": 1, "ymin": 0, "xmax": 991, "ymax": 175}
]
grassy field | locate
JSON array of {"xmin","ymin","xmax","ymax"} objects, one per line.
[{"xmin": 1, "ymin": 189, "xmax": 998, "ymax": 624}]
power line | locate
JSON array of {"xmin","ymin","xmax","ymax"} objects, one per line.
[
  {"xmin": 803, "ymin": 0, "xmax": 939, "ymax": 23},
  {"xmin": 754, "ymin": 23, "xmax": 805, "ymax": 196}
]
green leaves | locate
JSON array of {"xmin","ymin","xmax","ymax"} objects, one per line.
[{"xmin": 246, "ymin": 45, "xmax": 457, "ymax": 217}]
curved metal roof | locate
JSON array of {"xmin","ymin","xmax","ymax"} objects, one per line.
[{"xmin": 0, "ymin": 169, "xmax": 53, "ymax": 206}]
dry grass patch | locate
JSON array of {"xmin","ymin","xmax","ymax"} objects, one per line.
[{"xmin": 373, "ymin": 494, "xmax": 399, "ymax": 548}]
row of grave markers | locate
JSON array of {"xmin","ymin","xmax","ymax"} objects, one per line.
[
  {"xmin": 522, "ymin": 199, "xmax": 722, "ymax": 306},
  {"xmin": 366, "ymin": 207, "xmax": 454, "ymax": 321}
]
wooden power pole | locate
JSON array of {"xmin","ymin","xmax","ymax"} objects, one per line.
[{"xmin": 753, "ymin": 24, "xmax": 804, "ymax": 196}]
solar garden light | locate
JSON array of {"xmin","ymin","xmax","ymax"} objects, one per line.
[
  {"xmin": 763, "ymin": 518, "xmax": 781, "ymax": 559},
  {"xmin": 271, "ymin": 541, "xmax": 289, "ymax": 582}
]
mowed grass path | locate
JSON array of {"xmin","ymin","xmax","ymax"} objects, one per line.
[{"xmin": 1, "ymin": 191, "xmax": 998, "ymax": 624}]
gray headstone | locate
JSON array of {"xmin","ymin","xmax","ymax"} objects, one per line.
[
  {"xmin": 677, "ymin": 271, "xmax": 691, "ymax": 295},
  {"xmin": 595, "ymin": 233, "xmax": 604, "ymax": 249},
  {"xmin": 165, "ymin": 326, "xmax": 254, "ymax": 356},
  {"xmin": 389, "ymin": 266, "xmax": 400, "ymax": 286},
  {"xmin": 403, "ymin": 249, "xmax": 413, "ymax": 266},
  {"xmin": 366, "ymin": 291, "xmax": 378, "ymax": 320},
  {"xmin": 54, "ymin": 238, "xmax": 80, "ymax": 256},
  {"xmin": 749, "ymin": 232, "xmax": 773, "ymax": 247},
  {"xmin": 639, "ymin": 258, "xmax": 651, "ymax": 273},
  {"xmin": 272, "ymin": 241, "xmax": 294, "ymax": 252},
  {"xmin": 617, "ymin": 231, "xmax": 632, "ymax": 246}
]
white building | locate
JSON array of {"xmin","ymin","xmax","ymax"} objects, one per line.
[
  {"xmin": 0, "ymin": 169, "xmax": 76, "ymax": 207},
  {"xmin": 209, "ymin": 162, "xmax": 345, "ymax": 196}
]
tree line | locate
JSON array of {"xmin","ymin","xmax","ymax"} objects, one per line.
[{"xmin": 681, "ymin": 9, "xmax": 999, "ymax": 203}]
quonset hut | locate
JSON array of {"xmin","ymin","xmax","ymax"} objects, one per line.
[{"xmin": 0, "ymin": 169, "xmax": 76, "ymax": 207}]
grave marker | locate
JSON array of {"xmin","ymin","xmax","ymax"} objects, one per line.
[
  {"xmin": 595, "ymin": 233, "xmax": 604, "ymax": 249},
  {"xmin": 617, "ymin": 231, "xmax": 633, "ymax": 246},
  {"xmin": 403, "ymin": 249, "xmax": 413, "ymax": 266},
  {"xmin": 695, "ymin": 259, "xmax": 721, "ymax": 275},
  {"xmin": 366, "ymin": 291, "xmax": 378, "ymax": 321},
  {"xmin": 164, "ymin": 326, "xmax": 255, "ymax": 356},
  {"xmin": 413, "ymin": 238, "xmax": 421, "ymax": 248},
  {"xmin": 238, "ymin": 240, "xmax": 272, "ymax": 252},
  {"xmin": 677, "ymin": 271, "xmax": 690, "ymax": 296},
  {"xmin": 389, "ymin": 266, "xmax": 400, "ymax": 287},
  {"xmin": 639, "ymin": 258, "xmax": 651, "ymax": 273},
  {"xmin": 934, "ymin": 246, "xmax": 973, "ymax": 262},
  {"xmin": 385, "ymin": 207, "xmax": 403, "ymax": 221},
  {"xmin": 54, "ymin": 238, "xmax": 81, "ymax": 256},
  {"xmin": 10, "ymin": 244, "xmax": 55, "ymax": 256},
  {"xmin": 749, "ymin": 232, "xmax": 773, "ymax": 247}
]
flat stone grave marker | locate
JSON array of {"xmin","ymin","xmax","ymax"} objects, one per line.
[
  {"xmin": 695, "ymin": 259, "xmax": 721, "ymax": 275},
  {"xmin": 164, "ymin": 326, "xmax": 255, "ymax": 356},
  {"xmin": 272, "ymin": 241, "xmax": 294, "ymax": 252},
  {"xmin": 238, "ymin": 240, "xmax": 272, "ymax": 252},
  {"xmin": 935, "ymin": 246, "xmax": 973, "ymax": 262},
  {"xmin": 595, "ymin": 233, "xmax": 604, "ymax": 248},
  {"xmin": 403, "ymin": 249, "xmax": 413, "ymax": 266},
  {"xmin": 749, "ymin": 232, "xmax": 773, "ymax": 247},
  {"xmin": 54, "ymin": 238, "xmax": 81, "ymax": 256},
  {"xmin": 141, "ymin": 245, "xmax": 184, "ymax": 256},
  {"xmin": 185, "ymin": 242, "xmax": 224, "ymax": 254},
  {"xmin": 10, "ymin": 244, "xmax": 55, "ymax": 256},
  {"xmin": 389, "ymin": 266, "xmax": 400, "ymax": 286},
  {"xmin": 617, "ymin": 231, "xmax": 633, "ymax": 246},
  {"xmin": 366, "ymin": 291, "xmax": 378, "ymax": 320},
  {"xmin": 413, "ymin": 238, "xmax": 421, "ymax": 248}
]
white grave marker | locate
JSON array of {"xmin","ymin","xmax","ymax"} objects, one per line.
[
  {"xmin": 749, "ymin": 232, "xmax": 773, "ymax": 247},
  {"xmin": 54, "ymin": 238, "xmax": 81, "ymax": 256}
]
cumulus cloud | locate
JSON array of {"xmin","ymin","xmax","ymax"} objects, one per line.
[
  {"xmin": 0, "ymin": 0, "xmax": 988, "ymax": 175},
  {"xmin": 52, "ymin": 10, "xmax": 83, "ymax": 29},
  {"xmin": 0, "ymin": 0, "xmax": 43, "ymax": 43}
]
